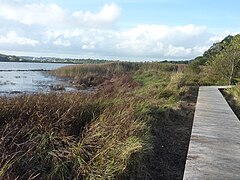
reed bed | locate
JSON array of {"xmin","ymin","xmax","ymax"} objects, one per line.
[
  {"xmin": 0, "ymin": 92, "xmax": 150, "ymax": 179},
  {"xmin": 52, "ymin": 62, "xmax": 140, "ymax": 78}
]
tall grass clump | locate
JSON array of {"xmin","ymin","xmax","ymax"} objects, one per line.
[
  {"xmin": 0, "ymin": 93, "xmax": 102, "ymax": 179},
  {"xmin": 52, "ymin": 62, "xmax": 140, "ymax": 78},
  {"xmin": 76, "ymin": 101, "xmax": 149, "ymax": 179},
  {"xmin": 0, "ymin": 92, "xmax": 149, "ymax": 179},
  {"xmin": 133, "ymin": 63, "xmax": 187, "ymax": 109},
  {"xmin": 51, "ymin": 62, "xmax": 141, "ymax": 88}
]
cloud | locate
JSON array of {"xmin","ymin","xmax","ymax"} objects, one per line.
[
  {"xmin": 0, "ymin": 1, "xmax": 121, "ymax": 28},
  {"xmin": 0, "ymin": 23, "xmax": 216, "ymax": 59},
  {"xmin": 0, "ymin": 31, "xmax": 40, "ymax": 46},
  {"xmin": 53, "ymin": 38, "xmax": 71, "ymax": 47},
  {"xmin": 72, "ymin": 3, "xmax": 121, "ymax": 28},
  {"xmin": 39, "ymin": 24, "xmax": 213, "ymax": 59},
  {"xmin": 115, "ymin": 24, "xmax": 210, "ymax": 58},
  {"xmin": 0, "ymin": 1, "xmax": 66, "ymax": 26},
  {"xmin": 164, "ymin": 45, "xmax": 192, "ymax": 57},
  {"xmin": 82, "ymin": 43, "xmax": 95, "ymax": 50}
]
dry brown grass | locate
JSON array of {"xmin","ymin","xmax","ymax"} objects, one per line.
[{"xmin": 0, "ymin": 91, "xmax": 149, "ymax": 179}]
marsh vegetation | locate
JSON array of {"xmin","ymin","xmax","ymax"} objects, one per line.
[{"xmin": 0, "ymin": 62, "xmax": 199, "ymax": 179}]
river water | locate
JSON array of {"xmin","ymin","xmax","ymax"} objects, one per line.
[{"xmin": 0, "ymin": 62, "xmax": 74, "ymax": 96}]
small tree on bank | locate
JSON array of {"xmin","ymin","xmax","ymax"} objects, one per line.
[{"xmin": 208, "ymin": 34, "xmax": 240, "ymax": 85}]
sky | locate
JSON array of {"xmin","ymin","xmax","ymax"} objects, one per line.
[{"xmin": 0, "ymin": 0, "xmax": 240, "ymax": 61}]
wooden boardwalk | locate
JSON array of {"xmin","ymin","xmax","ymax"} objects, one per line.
[{"xmin": 183, "ymin": 86, "xmax": 240, "ymax": 179}]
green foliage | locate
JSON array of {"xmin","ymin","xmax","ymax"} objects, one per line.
[
  {"xmin": 207, "ymin": 34, "xmax": 240, "ymax": 85},
  {"xmin": 188, "ymin": 61, "xmax": 201, "ymax": 74},
  {"xmin": 133, "ymin": 63, "xmax": 186, "ymax": 110},
  {"xmin": 191, "ymin": 34, "xmax": 236, "ymax": 66},
  {"xmin": 225, "ymin": 84, "xmax": 240, "ymax": 105},
  {"xmin": 193, "ymin": 56, "xmax": 208, "ymax": 65},
  {"xmin": 188, "ymin": 34, "xmax": 240, "ymax": 85},
  {"xmin": 203, "ymin": 35, "xmax": 232, "ymax": 58},
  {"xmin": 193, "ymin": 35, "xmax": 234, "ymax": 65}
]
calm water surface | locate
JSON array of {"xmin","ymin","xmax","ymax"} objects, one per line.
[{"xmin": 0, "ymin": 62, "xmax": 74, "ymax": 96}]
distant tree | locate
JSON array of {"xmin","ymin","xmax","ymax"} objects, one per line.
[{"xmin": 208, "ymin": 34, "xmax": 240, "ymax": 85}]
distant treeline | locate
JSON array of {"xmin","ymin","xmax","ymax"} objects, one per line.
[
  {"xmin": 0, "ymin": 54, "xmax": 112, "ymax": 64},
  {"xmin": 0, "ymin": 53, "xmax": 193, "ymax": 64},
  {"xmin": 0, "ymin": 54, "xmax": 20, "ymax": 62},
  {"xmin": 160, "ymin": 60, "xmax": 190, "ymax": 64}
]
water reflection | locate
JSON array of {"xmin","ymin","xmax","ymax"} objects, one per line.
[{"xmin": 0, "ymin": 62, "xmax": 75, "ymax": 96}]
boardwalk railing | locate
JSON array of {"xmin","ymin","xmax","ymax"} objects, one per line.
[{"xmin": 183, "ymin": 86, "xmax": 240, "ymax": 179}]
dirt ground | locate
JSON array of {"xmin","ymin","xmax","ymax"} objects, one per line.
[{"xmin": 145, "ymin": 87, "xmax": 198, "ymax": 179}]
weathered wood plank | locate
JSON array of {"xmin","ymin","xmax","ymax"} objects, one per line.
[{"xmin": 183, "ymin": 86, "xmax": 240, "ymax": 179}]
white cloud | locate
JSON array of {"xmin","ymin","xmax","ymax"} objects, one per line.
[
  {"xmin": 115, "ymin": 24, "xmax": 210, "ymax": 58},
  {"xmin": 0, "ymin": 31, "xmax": 40, "ymax": 46},
  {"xmin": 192, "ymin": 46, "xmax": 209, "ymax": 55},
  {"xmin": 119, "ymin": 24, "xmax": 206, "ymax": 42},
  {"xmin": 0, "ymin": 2, "xmax": 66, "ymax": 26},
  {"xmin": 44, "ymin": 29, "xmax": 83, "ymax": 40},
  {"xmin": 0, "ymin": 1, "xmax": 121, "ymax": 28},
  {"xmin": 53, "ymin": 38, "xmax": 71, "ymax": 47},
  {"xmin": 172, "ymin": 24, "xmax": 206, "ymax": 36},
  {"xmin": 165, "ymin": 45, "xmax": 191, "ymax": 57},
  {"xmin": 0, "ymin": 24, "xmax": 217, "ymax": 59},
  {"xmin": 82, "ymin": 43, "xmax": 95, "ymax": 50},
  {"xmin": 72, "ymin": 3, "xmax": 121, "ymax": 27}
]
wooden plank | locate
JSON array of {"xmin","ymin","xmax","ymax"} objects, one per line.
[{"xmin": 183, "ymin": 86, "xmax": 240, "ymax": 179}]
